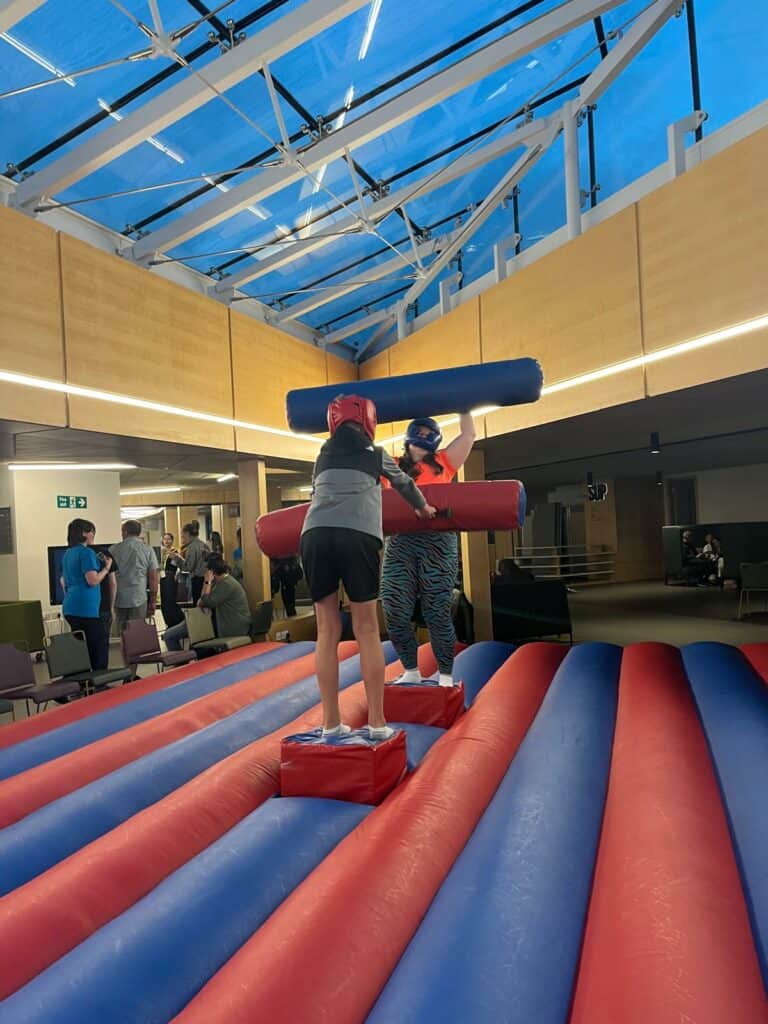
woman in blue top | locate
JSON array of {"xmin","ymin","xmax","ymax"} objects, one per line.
[{"xmin": 61, "ymin": 518, "xmax": 113, "ymax": 670}]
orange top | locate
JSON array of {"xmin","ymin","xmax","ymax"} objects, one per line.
[{"xmin": 382, "ymin": 449, "xmax": 456, "ymax": 488}]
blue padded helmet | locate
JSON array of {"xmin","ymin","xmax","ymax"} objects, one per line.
[{"xmin": 405, "ymin": 417, "xmax": 442, "ymax": 453}]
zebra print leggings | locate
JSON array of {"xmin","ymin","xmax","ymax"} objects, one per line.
[{"xmin": 380, "ymin": 531, "xmax": 459, "ymax": 676}]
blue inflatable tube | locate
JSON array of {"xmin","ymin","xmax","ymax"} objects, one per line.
[
  {"xmin": 0, "ymin": 798, "xmax": 371, "ymax": 1024},
  {"xmin": 682, "ymin": 642, "xmax": 768, "ymax": 986},
  {"xmin": 0, "ymin": 643, "xmax": 316, "ymax": 781},
  {"xmin": 368, "ymin": 642, "xmax": 621, "ymax": 1024},
  {"xmin": 286, "ymin": 358, "xmax": 543, "ymax": 433},
  {"xmin": 0, "ymin": 646, "xmax": 395, "ymax": 894}
]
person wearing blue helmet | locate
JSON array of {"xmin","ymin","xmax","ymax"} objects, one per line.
[{"xmin": 380, "ymin": 411, "xmax": 476, "ymax": 686}]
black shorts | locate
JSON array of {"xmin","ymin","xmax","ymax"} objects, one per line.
[{"xmin": 300, "ymin": 527, "xmax": 382, "ymax": 604}]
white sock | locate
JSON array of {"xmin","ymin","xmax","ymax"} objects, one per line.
[
  {"xmin": 321, "ymin": 723, "xmax": 352, "ymax": 737},
  {"xmin": 396, "ymin": 668, "xmax": 421, "ymax": 684},
  {"xmin": 438, "ymin": 673, "xmax": 454, "ymax": 688},
  {"xmin": 367, "ymin": 724, "xmax": 394, "ymax": 740}
]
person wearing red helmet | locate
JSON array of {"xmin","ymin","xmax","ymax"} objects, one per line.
[
  {"xmin": 300, "ymin": 394, "xmax": 436, "ymax": 740},
  {"xmin": 380, "ymin": 411, "xmax": 476, "ymax": 686}
]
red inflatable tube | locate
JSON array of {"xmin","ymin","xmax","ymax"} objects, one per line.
[
  {"xmin": 256, "ymin": 480, "xmax": 526, "ymax": 558},
  {"xmin": 0, "ymin": 644, "xmax": 278, "ymax": 751},
  {"xmin": 173, "ymin": 643, "xmax": 565, "ymax": 1024},
  {"xmin": 0, "ymin": 646, "xmax": 438, "ymax": 1000},
  {"xmin": 570, "ymin": 643, "xmax": 767, "ymax": 1024},
  {"xmin": 741, "ymin": 643, "xmax": 768, "ymax": 684},
  {"xmin": 0, "ymin": 644, "xmax": 358, "ymax": 828}
]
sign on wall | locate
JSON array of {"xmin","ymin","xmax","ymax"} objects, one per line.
[{"xmin": 56, "ymin": 495, "xmax": 88, "ymax": 510}]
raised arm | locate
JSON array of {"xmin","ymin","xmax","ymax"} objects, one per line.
[{"xmin": 443, "ymin": 412, "xmax": 476, "ymax": 471}]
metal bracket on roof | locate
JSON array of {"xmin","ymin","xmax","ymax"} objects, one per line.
[
  {"xmin": 365, "ymin": 181, "xmax": 390, "ymax": 202},
  {"xmin": 493, "ymin": 233, "xmax": 522, "ymax": 282},
  {"xmin": 667, "ymin": 110, "xmax": 708, "ymax": 177},
  {"xmin": 208, "ymin": 19, "xmax": 247, "ymax": 54}
]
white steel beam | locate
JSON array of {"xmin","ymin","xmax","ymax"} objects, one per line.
[
  {"xmin": 12, "ymin": 0, "xmax": 369, "ymax": 208},
  {"xmin": 0, "ymin": 0, "xmax": 46, "ymax": 32},
  {"xmin": 324, "ymin": 308, "xmax": 394, "ymax": 346},
  {"xmin": 563, "ymin": 99, "xmax": 581, "ymax": 239},
  {"xmin": 578, "ymin": 0, "xmax": 684, "ymax": 109},
  {"xmin": 131, "ymin": 0, "xmax": 620, "ymax": 260},
  {"xmin": 398, "ymin": 125, "xmax": 561, "ymax": 311},
  {"xmin": 215, "ymin": 116, "xmax": 558, "ymax": 293},
  {"xmin": 274, "ymin": 230, "xmax": 458, "ymax": 322}
]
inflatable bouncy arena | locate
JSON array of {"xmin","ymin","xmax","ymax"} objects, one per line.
[{"xmin": 0, "ymin": 639, "xmax": 767, "ymax": 1022}]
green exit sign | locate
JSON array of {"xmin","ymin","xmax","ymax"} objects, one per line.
[{"xmin": 57, "ymin": 495, "xmax": 88, "ymax": 510}]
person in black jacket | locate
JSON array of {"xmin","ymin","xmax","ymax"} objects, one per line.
[
  {"xmin": 300, "ymin": 394, "xmax": 435, "ymax": 740},
  {"xmin": 271, "ymin": 555, "xmax": 303, "ymax": 617}
]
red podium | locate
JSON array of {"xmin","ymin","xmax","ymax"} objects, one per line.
[
  {"xmin": 384, "ymin": 681, "xmax": 465, "ymax": 729},
  {"xmin": 280, "ymin": 729, "xmax": 407, "ymax": 805}
]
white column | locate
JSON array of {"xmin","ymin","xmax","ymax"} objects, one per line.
[{"xmin": 563, "ymin": 99, "xmax": 582, "ymax": 240}]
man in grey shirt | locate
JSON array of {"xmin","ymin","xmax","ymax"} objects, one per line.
[{"xmin": 110, "ymin": 520, "xmax": 159, "ymax": 625}]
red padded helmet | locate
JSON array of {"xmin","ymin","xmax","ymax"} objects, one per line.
[{"xmin": 327, "ymin": 394, "xmax": 377, "ymax": 440}]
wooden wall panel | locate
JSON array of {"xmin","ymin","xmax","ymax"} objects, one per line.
[
  {"xmin": 60, "ymin": 234, "xmax": 233, "ymax": 449},
  {"xmin": 481, "ymin": 207, "xmax": 644, "ymax": 436},
  {"xmin": 0, "ymin": 207, "xmax": 67, "ymax": 425},
  {"xmin": 358, "ymin": 349, "xmax": 393, "ymax": 440},
  {"xmin": 325, "ymin": 350, "xmax": 355, "ymax": 387},
  {"xmin": 387, "ymin": 298, "xmax": 482, "ymax": 442},
  {"xmin": 640, "ymin": 126, "xmax": 768, "ymax": 395},
  {"xmin": 231, "ymin": 311, "xmax": 325, "ymax": 462}
]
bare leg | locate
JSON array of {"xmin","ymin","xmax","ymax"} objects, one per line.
[
  {"xmin": 350, "ymin": 599, "xmax": 386, "ymax": 729},
  {"xmin": 314, "ymin": 592, "xmax": 343, "ymax": 731}
]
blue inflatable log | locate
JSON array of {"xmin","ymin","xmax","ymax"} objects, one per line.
[
  {"xmin": 367, "ymin": 642, "xmax": 620, "ymax": 1024},
  {"xmin": 286, "ymin": 358, "xmax": 543, "ymax": 433}
]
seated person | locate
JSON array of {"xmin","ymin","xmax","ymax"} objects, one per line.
[
  {"xmin": 681, "ymin": 529, "xmax": 709, "ymax": 584},
  {"xmin": 164, "ymin": 555, "xmax": 251, "ymax": 651},
  {"xmin": 701, "ymin": 532, "xmax": 725, "ymax": 582}
]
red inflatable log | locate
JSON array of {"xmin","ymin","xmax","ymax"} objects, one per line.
[{"xmin": 256, "ymin": 480, "xmax": 526, "ymax": 558}]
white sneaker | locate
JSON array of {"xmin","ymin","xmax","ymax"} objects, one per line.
[
  {"xmin": 394, "ymin": 669, "xmax": 422, "ymax": 684},
  {"xmin": 438, "ymin": 674, "xmax": 454, "ymax": 688},
  {"xmin": 321, "ymin": 723, "xmax": 352, "ymax": 738},
  {"xmin": 367, "ymin": 724, "xmax": 395, "ymax": 741}
]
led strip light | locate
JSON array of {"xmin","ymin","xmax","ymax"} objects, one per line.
[{"xmin": 1, "ymin": 313, "xmax": 766, "ymax": 451}]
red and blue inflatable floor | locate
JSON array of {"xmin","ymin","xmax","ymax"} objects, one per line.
[{"xmin": 0, "ymin": 638, "xmax": 767, "ymax": 1023}]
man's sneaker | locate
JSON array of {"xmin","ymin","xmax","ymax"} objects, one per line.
[{"xmin": 438, "ymin": 673, "xmax": 454, "ymax": 688}]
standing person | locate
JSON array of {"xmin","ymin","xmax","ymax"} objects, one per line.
[
  {"xmin": 60, "ymin": 519, "xmax": 113, "ymax": 669},
  {"xmin": 160, "ymin": 532, "xmax": 179, "ymax": 572},
  {"xmin": 176, "ymin": 522, "xmax": 210, "ymax": 603},
  {"xmin": 96, "ymin": 552, "xmax": 118, "ymax": 670},
  {"xmin": 210, "ymin": 531, "xmax": 224, "ymax": 557},
  {"xmin": 231, "ymin": 527, "xmax": 243, "ymax": 581},
  {"xmin": 109, "ymin": 520, "xmax": 159, "ymax": 626},
  {"xmin": 300, "ymin": 395, "xmax": 435, "ymax": 739},
  {"xmin": 164, "ymin": 555, "xmax": 251, "ymax": 651},
  {"xmin": 271, "ymin": 555, "xmax": 303, "ymax": 617},
  {"xmin": 380, "ymin": 412, "xmax": 476, "ymax": 687}
]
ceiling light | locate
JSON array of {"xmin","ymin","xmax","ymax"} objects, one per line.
[
  {"xmin": 216, "ymin": 473, "xmax": 238, "ymax": 483},
  {"xmin": 120, "ymin": 486, "xmax": 182, "ymax": 495},
  {"xmin": 0, "ymin": 371, "xmax": 323, "ymax": 445},
  {"xmin": 656, "ymin": 470, "xmax": 663, "ymax": 487},
  {"xmin": 358, "ymin": 0, "xmax": 383, "ymax": 60},
  {"xmin": 299, "ymin": 486, "xmax": 313, "ymax": 493},
  {"xmin": 9, "ymin": 462, "xmax": 136, "ymax": 471},
  {"xmin": 120, "ymin": 506, "xmax": 164, "ymax": 518},
  {"xmin": 650, "ymin": 431, "xmax": 661, "ymax": 454}
]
